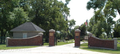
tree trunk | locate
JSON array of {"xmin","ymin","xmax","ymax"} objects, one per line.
[
  {"xmin": 0, "ymin": 28, "xmax": 1, "ymax": 44},
  {"xmin": 1, "ymin": 8, "xmax": 6, "ymax": 44},
  {"xmin": 106, "ymin": 33, "xmax": 109, "ymax": 39},
  {"xmin": 0, "ymin": 30, "xmax": 3, "ymax": 44},
  {"xmin": 0, "ymin": 36, "xmax": 2, "ymax": 44},
  {"xmin": 3, "ymin": 33, "xmax": 6, "ymax": 44}
]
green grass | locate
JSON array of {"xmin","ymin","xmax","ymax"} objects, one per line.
[
  {"xmin": 80, "ymin": 43, "xmax": 120, "ymax": 54},
  {"xmin": 57, "ymin": 39, "xmax": 74, "ymax": 45},
  {"xmin": 0, "ymin": 44, "xmax": 38, "ymax": 50},
  {"xmin": 118, "ymin": 40, "xmax": 120, "ymax": 43},
  {"xmin": 57, "ymin": 41, "xmax": 74, "ymax": 45},
  {"xmin": 44, "ymin": 43, "xmax": 49, "ymax": 46}
]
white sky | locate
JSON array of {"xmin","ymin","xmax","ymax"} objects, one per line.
[
  {"xmin": 59, "ymin": 0, "xmax": 120, "ymax": 26},
  {"xmin": 62, "ymin": 0, "xmax": 94, "ymax": 26},
  {"xmin": 67, "ymin": 0, "xmax": 94, "ymax": 26}
]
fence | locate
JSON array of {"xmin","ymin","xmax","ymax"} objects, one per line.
[
  {"xmin": 6, "ymin": 33, "xmax": 43, "ymax": 46},
  {"xmin": 88, "ymin": 33, "xmax": 117, "ymax": 50},
  {"xmin": 0, "ymin": 36, "xmax": 6, "ymax": 44}
]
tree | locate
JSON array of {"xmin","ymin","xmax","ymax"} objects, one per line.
[
  {"xmin": 0, "ymin": 0, "xmax": 15, "ymax": 43},
  {"xmin": 9, "ymin": 7, "xmax": 29, "ymax": 27},
  {"xmin": 80, "ymin": 24, "xmax": 87, "ymax": 36},
  {"xmin": 88, "ymin": 16, "xmax": 96, "ymax": 32},
  {"xmin": 114, "ymin": 19, "xmax": 120, "ymax": 37},
  {"xmin": 74, "ymin": 25, "xmax": 80, "ymax": 29},
  {"xmin": 92, "ymin": 21, "xmax": 103, "ymax": 38},
  {"xmin": 87, "ymin": 0, "xmax": 119, "ymax": 25},
  {"xmin": 87, "ymin": 0, "xmax": 120, "ymax": 15},
  {"xmin": 87, "ymin": 0, "xmax": 117, "ymax": 38},
  {"xmin": 0, "ymin": 0, "xmax": 29, "ymax": 44},
  {"xmin": 87, "ymin": 0, "xmax": 106, "ymax": 10},
  {"xmin": 0, "ymin": 0, "xmax": 71, "ymax": 43},
  {"xmin": 68, "ymin": 19, "xmax": 76, "ymax": 39},
  {"xmin": 68, "ymin": 19, "xmax": 76, "ymax": 30},
  {"xmin": 29, "ymin": 0, "xmax": 71, "ymax": 42}
]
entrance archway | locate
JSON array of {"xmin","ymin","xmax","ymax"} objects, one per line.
[{"xmin": 49, "ymin": 29, "xmax": 81, "ymax": 47}]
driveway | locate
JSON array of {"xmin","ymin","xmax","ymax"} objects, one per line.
[{"xmin": 0, "ymin": 42, "xmax": 109, "ymax": 54}]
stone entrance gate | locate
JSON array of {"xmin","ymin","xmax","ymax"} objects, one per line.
[
  {"xmin": 6, "ymin": 29, "xmax": 81, "ymax": 47},
  {"xmin": 49, "ymin": 29, "xmax": 81, "ymax": 47}
]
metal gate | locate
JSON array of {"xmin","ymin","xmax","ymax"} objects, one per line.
[{"xmin": 54, "ymin": 32, "xmax": 57, "ymax": 45}]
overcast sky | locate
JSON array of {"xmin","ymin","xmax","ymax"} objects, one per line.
[
  {"xmin": 67, "ymin": 0, "xmax": 94, "ymax": 26},
  {"xmin": 60, "ymin": 0, "xmax": 119, "ymax": 27},
  {"xmin": 66, "ymin": 0, "xmax": 94, "ymax": 26}
]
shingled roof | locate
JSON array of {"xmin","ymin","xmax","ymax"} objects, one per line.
[{"xmin": 11, "ymin": 22, "xmax": 45, "ymax": 32}]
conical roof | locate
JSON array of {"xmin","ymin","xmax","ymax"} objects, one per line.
[{"xmin": 11, "ymin": 22, "xmax": 45, "ymax": 32}]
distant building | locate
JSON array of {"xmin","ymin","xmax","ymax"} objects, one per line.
[{"xmin": 11, "ymin": 22, "xmax": 45, "ymax": 38}]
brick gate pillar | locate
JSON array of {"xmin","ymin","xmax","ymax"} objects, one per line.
[
  {"xmin": 49, "ymin": 29, "xmax": 55, "ymax": 46},
  {"xmin": 75, "ymin": 29, "xmax": 81, "ymax": 47}
]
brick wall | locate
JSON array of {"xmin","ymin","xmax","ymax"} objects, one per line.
[
  {"xmin": 7, "ymin": 35, "xmax": 43, "ymax": 46},
  {"xmin": 88, "ymin": 34, "xmax": 117, "ymax": 50}
]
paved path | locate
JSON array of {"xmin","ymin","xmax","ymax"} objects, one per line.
[{"xmin": 0, "ymin": 43, "xmax": 109, "ymax": 54}]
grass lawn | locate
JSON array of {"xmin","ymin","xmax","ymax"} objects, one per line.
[
  {"xmin": 0, "ymin": 44, "xmax": 38, "ymax": 50},
  {"xmin": 80, "ymin": 42, "xmax": 120, "ymax": 54},
  {"xmin": 57, "ymin": 41, "xmax": 74, "ymax": 45},
  {"xmin": 44, "ymin": 43, "xmax": 49, "ymax": 46}
]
